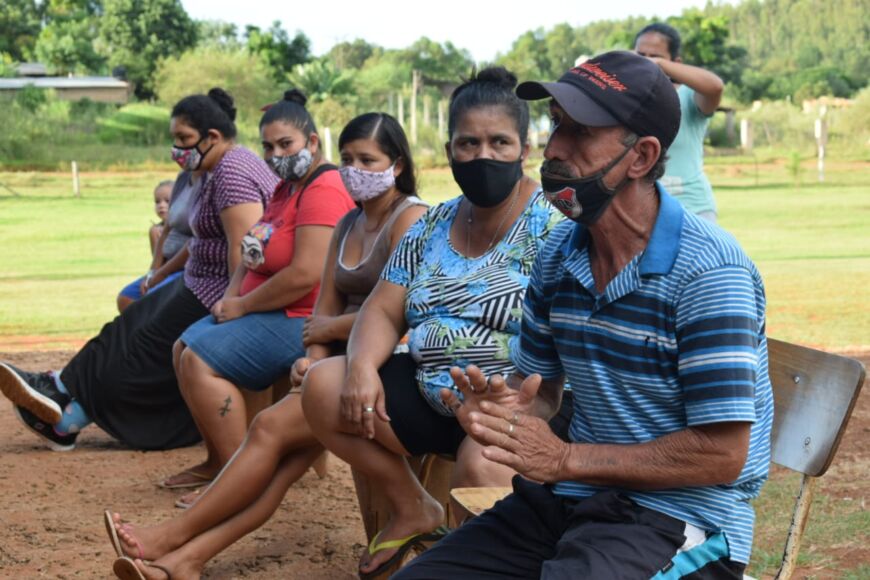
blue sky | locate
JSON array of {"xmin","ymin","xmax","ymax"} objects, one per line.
[{"xmin": 180, "ymin": 0, "xmax": 715, "ymax": 62}]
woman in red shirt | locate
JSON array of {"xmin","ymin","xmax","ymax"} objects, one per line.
[
  {"xmin": 106, "ymin": 113, "xmax": 427, "ymax": 580},
  {"xmin": 162, "ymin": 89, "xmax": 355, "ymax": 491}
]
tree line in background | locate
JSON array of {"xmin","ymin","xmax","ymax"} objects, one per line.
[
  {"xmin": 2, "ymin": 0, "xmax": 867, "ymax": 103},
  {"xmin": 0, "ymin": 0, "xmax": 868, "ymax": 169}
]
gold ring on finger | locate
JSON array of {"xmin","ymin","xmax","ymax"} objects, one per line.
[{"xmin": 508, "ymin": 423, "xmax": 515, "ymax": 435}]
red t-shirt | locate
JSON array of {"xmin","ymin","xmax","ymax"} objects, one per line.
[{"xmin": 239, "ymin": 169, "xmax": 355, "ymax": 317}]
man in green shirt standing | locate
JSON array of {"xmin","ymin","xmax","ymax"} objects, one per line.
[{"xmin": 635, "ymin": 23, "xmax": 724, "ymax": 222}]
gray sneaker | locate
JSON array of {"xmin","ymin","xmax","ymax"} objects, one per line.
[
  {"xmin": 13, "ymin": 405, "xmax": 77, "ymax": 451},
  {"xmin": 0, "ymin": 362, "xmax": 69, "ymax": 424}
]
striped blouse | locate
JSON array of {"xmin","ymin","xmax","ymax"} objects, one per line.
[{"xmin": 381, "ymin": 190, "xmax": 563, "ymax": 416}]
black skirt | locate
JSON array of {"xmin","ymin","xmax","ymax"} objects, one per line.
[{"xmin": 61, "ymin": 277, "xmax": 207, "ymax": 450}]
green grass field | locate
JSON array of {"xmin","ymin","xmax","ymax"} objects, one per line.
[{"xmin": 1, "ymin": 158, "xmax": 867, "ymax": 348}]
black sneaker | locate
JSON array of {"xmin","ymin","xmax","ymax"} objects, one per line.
[
  {"xmin": 0, "ymin": 362, "xmax": 69, "ymax": 424},
  {"xmin": 13, "ymin": 405, "xmax": 78, "ymax": 451}
]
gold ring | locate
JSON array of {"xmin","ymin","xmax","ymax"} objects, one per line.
[
  {"xmin": 363, "ymin": 407, "xmax": 374, "ymax": 413},
  {"xmin": 508, "ymin": 423, "xmax": 515, "ymax": 435}
]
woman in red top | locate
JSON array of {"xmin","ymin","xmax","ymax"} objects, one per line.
[
  {"xmin": 163, "ymin": 89, "xmax": 355, "ymax": 490},
  {"xmin": 105, "ymin": 113, "xmax": 427, "ymax": 580}
]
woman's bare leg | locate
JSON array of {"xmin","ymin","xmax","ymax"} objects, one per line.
[
  {"xmin": 124, "ymin": 439, "xmax": 324, "ymax": 580},
  {"xmin": 302, "ymin": 357, "xmax": 444, "ymax": 574},
  {"xmin": 171, "ymin": 348, "xmax": 249, "ymax": 480},
  {"xmin": 169, "ymin": 341, "xmax": 222, "ymax": 483},
  {"xmin": 113, "ymin": 394, "xmax": 319, "ymax": 560}
]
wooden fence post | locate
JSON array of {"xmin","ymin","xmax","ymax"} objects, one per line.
[
  {"xmin": 71, "ymin": 161, "xmax": 81, "ymax": 197},
  {"xmin": 410, "ymin": 70, "xmax": 420, "ymax": 145}
]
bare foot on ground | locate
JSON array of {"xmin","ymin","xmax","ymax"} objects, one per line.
[{"xmin": 113, "ymin": 512, "xmax": 178, "ymax": 561}]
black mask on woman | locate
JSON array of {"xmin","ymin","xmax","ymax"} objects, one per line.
[{"xmin": 451, "ymin": 157, "xmax": 523, "ymax": 208}]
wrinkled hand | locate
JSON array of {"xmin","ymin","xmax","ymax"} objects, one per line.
[
  {"xmin": 290, "ymin": 357, "xmax": 311, "ymax": 389},
  {"xmin": 302, "ymin": 315, "xmax": 334, "ymax": 347},
  {"xmin": 463, "ymin": 400, "xmax": 571, "ymax": 483},
  {"xmin": 340, "ymin": 363, "xmax": 389, "ymax": 439},
  {"xmin": 211, "ymin": 297, "xmax": 247, "ymax": 323}
]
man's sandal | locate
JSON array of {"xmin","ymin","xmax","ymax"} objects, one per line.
[
  {"xmin": 112, "ymin": 556, "xmax": 172, "ymax": 580},
  {"xmin": 359, "ymin": 526, "xmax": 452, "ymax": 579}
]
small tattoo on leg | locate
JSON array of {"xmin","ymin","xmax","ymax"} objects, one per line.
[{"xmin": 219, "ymin": 396, "xmax": 231, "ymax": 417}]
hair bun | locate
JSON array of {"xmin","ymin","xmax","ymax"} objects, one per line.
[
  {"xmin": 474, "ymin": 66, "xmax": 518, "ymax": 91},
  {"xmin": 283, "ymin": 88, "xmax": 308, "ymax": 107},
  {"xmin": 207, "ymin": 87, "xmax": 237, "ymax": 121}
]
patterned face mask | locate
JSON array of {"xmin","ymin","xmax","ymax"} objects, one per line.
[
  {"xmin": 268, "ymin": 145, "xmax": 313, "ymax": 182},
  {"xmin": 171, "ymin": 137, "xmax": 211, "ymax": 171},
  {"xmin": 339, "ymin": 163, "xmax": 396, "ymax": 202}
]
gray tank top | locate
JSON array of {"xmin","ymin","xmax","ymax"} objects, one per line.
[
  {"xmin": 334, "ymin": 195, "xmax": 426, "ymax": 313},
  {"xmin": 162, "ymin": 172, "xmax": 199, "ymax": 259}
]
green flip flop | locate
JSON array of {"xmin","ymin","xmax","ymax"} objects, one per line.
[{"xmin": 359, "ymin": 525, "xmax": 452, "ymax": 579}]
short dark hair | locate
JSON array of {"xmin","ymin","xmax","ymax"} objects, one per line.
[
  {"xmin": 635, "ymin": 23, "xmax": 682, "ymax": 60},
  {"xmin": 448, "ymin": 66, "xmax": 530, "ymax": 145},
  {"xmin": 171, "ymin": 87, "xmax": 237, "ymax": 139},
  {"xmin": 259, "ymin": 88, "xmax": 317, "ymax": 137},
  {"xmin": 339, "ymin": 112, "xmax": 417, "ymax": 196}
]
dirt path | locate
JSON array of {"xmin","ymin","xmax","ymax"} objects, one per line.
[
  {"xmin": 0, "ymin": 349, "xmax": 867, "ymax": 579},
  {"xmin": 0, "ymin": 350, "xmax": 363, "ymax": 579}
]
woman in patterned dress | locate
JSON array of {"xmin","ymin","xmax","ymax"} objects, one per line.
[{"xmin": 302, "ymin": 67, "xmax": 563, "ymax": 578}]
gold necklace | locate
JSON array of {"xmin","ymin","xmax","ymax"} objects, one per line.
[{"xmin": 465, "ymin": 183, "xmax": 521, "ymax": 256}]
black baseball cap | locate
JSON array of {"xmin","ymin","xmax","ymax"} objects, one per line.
[{"xmin": 516, "ymin": 51, "xmax": 681, "ymax": 150}]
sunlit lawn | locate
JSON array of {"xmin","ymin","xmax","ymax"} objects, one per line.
[{"xmin": 2, "ymin": 159, "xmax": 867, "ymax": 348}]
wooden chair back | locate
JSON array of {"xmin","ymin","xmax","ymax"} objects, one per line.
[
  {"xmin": 767, "ymin": 338, "xmax": 865, "ymax": 476},
  {"xmin": 764, "ymin": 338, "xmax": 864, "ymax": 579}
]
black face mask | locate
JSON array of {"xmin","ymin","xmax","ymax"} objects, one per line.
[
  {"xmin": 451, "ymin": 157, "xmax": 523, "ymax": 208},
  {"xmin": 540, "ymin": 144, "xmax": 634, "ymax": 226}
]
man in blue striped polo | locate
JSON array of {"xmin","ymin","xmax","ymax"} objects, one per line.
[{"xmin": 397, "ymin": 51, "xmax": 773, "ymax": 579}]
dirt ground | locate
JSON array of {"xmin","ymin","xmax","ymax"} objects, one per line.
[
  {"xmin": 0, "ymin": 349, "xmax": 867, "ymax": 579},
  {"xmin": 0, "ymin": 350, "xmax": 364, "ymax": 579}
]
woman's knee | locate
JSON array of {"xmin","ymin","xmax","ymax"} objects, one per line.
[
  {"xmin": 172, "ymin": 339, "xmax": 187, "ymax": 374},
  {"xmin": 248, "ymin": 403, "xmax": 286, "ymax": 446},
  {"xmin": 300, "ymin": 357, "xmax": 346, "ymax": 427}
]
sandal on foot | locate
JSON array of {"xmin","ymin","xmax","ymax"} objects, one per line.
[
  {"xmin": 174, "ymin": 487, "xmax": 204, "ymax": 510},
  {"xmin": 113, "ymin": 556, "xmax": 172, "ymax": 580},
  {"xmin": 359, "ymin": 527, "xmax": 449, "ymax": 579},
  {"xmin": 158, "ymin": 468, "xmax": 213, "ymax": 489},
  {"xmin": 104, "ymin": 510, "xmax": 143, "ymax": 559}
]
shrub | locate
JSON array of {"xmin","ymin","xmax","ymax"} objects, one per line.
[{"xmin": 96, "ymin": 103, "xmax": 170, "ymax": 145}]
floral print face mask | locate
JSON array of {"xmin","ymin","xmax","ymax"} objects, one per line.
[
  {"xmin": 339, "ymin": 163, "xmax": 396, "ymax": 202},
  {"xmin": 268, "ymin": 145, "xmax": 313, "ymax": 182},
  {"xmin": 171, "ymin": 137, "xmax": 211, "ymax": 171}
]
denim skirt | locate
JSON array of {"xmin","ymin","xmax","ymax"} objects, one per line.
[{"xmin": 181, "ymin": 310, "xmax": 305, "ymax": 391}]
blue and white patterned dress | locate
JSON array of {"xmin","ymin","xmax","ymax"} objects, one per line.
[{"xmin": 381, "ymin": 189, "xmax": 563, "ymax": 415}]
